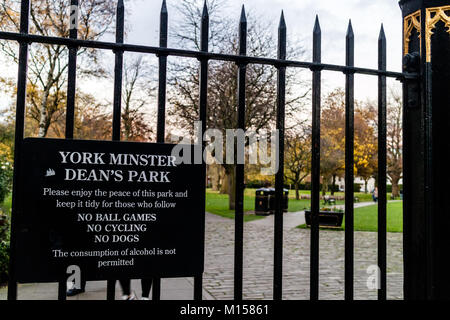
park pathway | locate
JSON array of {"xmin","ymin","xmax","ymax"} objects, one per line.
[{"xmin": 203, "ymin": 201, "xmax": 403, "ymax": 300}]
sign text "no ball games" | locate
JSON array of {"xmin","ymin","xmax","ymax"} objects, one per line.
[{"xmin": 59, "ymin": 151, "xmax": 178, "ymax": 183}]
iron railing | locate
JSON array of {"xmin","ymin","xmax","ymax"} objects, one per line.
[{"xmin": 3, "ymin": 0, "xmax": 419, "ymax": 301}]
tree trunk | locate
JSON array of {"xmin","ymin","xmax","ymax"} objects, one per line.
[
  {"xmin": 391, "ymin": 176, "xmax": 401, "ymax": 198},
  {"xmin": 38, "ymin": 86, "xmax": 51, "ymax": 137},
  {"xmin": 228, "ymin": 169, "xmax": 236, "ymax": 210},
  {"xmin": 220, "ymin": 165, "xmax": 237, "ymax": 210},
  {"xmin": 295, "ymin": 182, "xmax": 300, "ymax": 200},
  {"xmin": 220, "ymin": 171, "xmax": 229, "ymax": 194},
  {"xmin": 322, "ymin": 176, "xmax": 329, "ymax": 196},
  {"xmin": 331, "ymin": 174, "xmax": 336, "ymax": 196},
  {"xmin": 211, "ymin": 164, "xmax": 220, "ymax": 191}
]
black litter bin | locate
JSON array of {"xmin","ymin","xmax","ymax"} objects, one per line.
[
  {"xmin": 267, "ymin": 188, "xmax": 289, "ymax": 214},
  {"xmin": 255, "ymin": 188, "xmax": 271, "ymax": 215}
]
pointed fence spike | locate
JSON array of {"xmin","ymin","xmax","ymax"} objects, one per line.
[
  {"xmin": 379, "ymin": 23, "xmax": 386, "ymax": 40},
  {"xmin": 161, "ymin": 0, "xmax": 167, "ymax": 14},
  {"xmin": 279, "ymin": 10, "xmax": 286, "ymax": 29},
  {"xmin": 238, "ymin": 4, "xmax": 247, "ymax": 55},
  {"xmin": 278, "ymin": 11, "xmax": 287, "ymax": 60},
  {"xmin": 378, "ymin": 23, "xmax": 386, "ymax": 70},
  {"xmin": 117, "ymin": 0, "xmax": 124, "ymax": 19},
  {"xmin": 347, "ymin": 19, "xmax": 354, "ymax": 37},
  {"xmin": 240, "ymin": 5, "xmax": 247, "ymax": 23},
  {"xmin": 202, "ymin": 0, "xmax": 209, "ymax": 18},
  {"xmin": 312, "ymin": 15, "xmax": 321, "ymax": 64},
  {"xmin": 346, "ymin": 20, "xmax": 354, "ymax": 67},
  {"xmin": 313, "ymin": 15, "xmax": 321, "ymax": 33},
  {"xmin": 160, "ymin": 0, "xmax": 168, "ymax": 48},
  {"xmin": 200, "ymin": 1, "xmax": 209, "ymax": 52},
  {"xmin": 116, "ymin": 0, "xmax": 125, "ymax": 44}
]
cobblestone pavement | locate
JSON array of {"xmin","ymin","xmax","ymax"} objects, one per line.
[
  {"xmin": 1, "ymin": 208, "xmax": 403, "ymax": 301},
  {"xmin": 203, "ymin": 212, "xmax": 403, "ymax": 300}
]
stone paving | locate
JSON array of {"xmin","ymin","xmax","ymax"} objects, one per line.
[
  {"xmin": 0, "ymin": 278, "xmax": 201, "ymax": 300},
  {"xmin": 1, "ymin": 204, "xmax": 403, "ymax": 300},
  {"xmin": 203, "ymin": 208, "xmax": 403, "ymax": 300}
]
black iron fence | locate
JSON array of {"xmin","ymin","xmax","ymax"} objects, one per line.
[{"xmin": 2, "ymin": 0, "xmax": 419, "ymax": 301}]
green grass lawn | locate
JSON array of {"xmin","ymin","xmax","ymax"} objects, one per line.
[
  {"xmin": 207, "ymin": 188, "xmax": 383, "ymax": 223},
  {"xmin": 243, "ymin": 188, "xmax": 395, "ymax": 202},
  {"xmin": 206, "ymin": 188, "xmax": 403, "ymax": 232},
  {"xmin": 206, "ymin": 189, "xmax": 312, "ymax": 222},
  {"xmin": 1, "ymin": 194, "xmax": 11, "ymax": 217},
  {"xmin": 297, "ymin": 201, "xmax": 403, "ymax": 232},
  {"xmin": 207, "ymin": 188, "xmax": 380, "ymax": 215},
  {"xmin": 346, "ymin": 201, "xmax": 403, "ymax": 232},
  {"xmin": 205, "ymin": 190, "xmax": 264, "ymax": 222}
]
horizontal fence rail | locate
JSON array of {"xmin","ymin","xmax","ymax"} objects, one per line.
[
  {"xmin": 2, "ymin": 0, "xmax": 418, "ymax": 301},
  {"xmin": 0, "ymin": 31, "xmax": 415, "ymax": 79}
]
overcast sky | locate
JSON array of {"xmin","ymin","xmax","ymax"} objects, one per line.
[
  {"xmin": 120, "ymin": 0, "xmax": 404, "ymax": 101},
  {"xmin": 0, "ymin": 0, "xmax": 405, "ymax": 120}
]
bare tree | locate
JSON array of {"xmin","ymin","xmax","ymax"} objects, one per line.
[
  {"xmin": 387, "ymin": 89, "xmax": 403, "ymax": 197},
  {"xmin": 74, "ymin": 93, "xmax": 111, "ymax": 140},
  {"xmin": 0, "ymin": 0, "xmax": 116, "ymax": 137},
  {"xmin": 121, "ymin": 55, "xmax": 155, "ymax": 142},
  {"xmin": 168, "ymin": 0, "xmax": 308, "ymax": 209},
  {"xmin": 74, "ymin": 55, "xmax": 155, "ymax": 142}
]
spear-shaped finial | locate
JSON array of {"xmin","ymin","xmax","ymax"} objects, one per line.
[
  {"xmin": 240, "ymin": 5, "xmax": 246, "ymax": 23},
  {"xmin": 279, "ymin": 10, "xmax": 286, "ymax": 30},
  {"xmin": 278, "ymin": 11, "xmax": 287, "ymax": 60},
  {"xmin": 202, "ymin": 0, "xmax": 209, "ymax": 19},
  {"xmin": 116, "ymin": 0, "xmax": 125, "ymax": 43},
  {"xmin": 346, "ymin": 19, "xmax": 354, "ymax": 39},
  {"xmin": 239, "ymin": 5, "xmax": 247, "ymax": 55},
  {"xmin": 200, "ymin": 0, "xmax": 209, "ymax": 52},
  {"xmin": 379, "ymin": 23, "xmax": 386, "ymax": 41},
  {"xmin": 161, "ymin": 0, "xmax": 167, "ymax": 14},
  {"xmin": 160, "ymin": 0, "xmax": 168, "ymax": 47},
  {"xmin": 378, "ymin": 23, "xmax": 386, "ymax": 70},
  {"xmin": 313, "ymin": 15, "xmax": 321, "ymax": 63},
  {"xmin": 313, "ymin": 14, "xmax": 321, "ymax": 34},
  {"xmin": 346, "ymin": 19, "xmax": 354, "ymax": 67}
]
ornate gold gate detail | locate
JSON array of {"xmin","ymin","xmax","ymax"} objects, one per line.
[
  {"xmin": 404, "ymin": 10, "xmax": 421, "ymax": 56},
  {"xmin": 425, "ymin": 5, "xmax": 450, "ymax": 62}
]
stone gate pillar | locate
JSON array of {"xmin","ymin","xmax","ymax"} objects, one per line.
[{"xmin": 400, "ymin": 0, "xmax": 450, "ymax": 300}]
